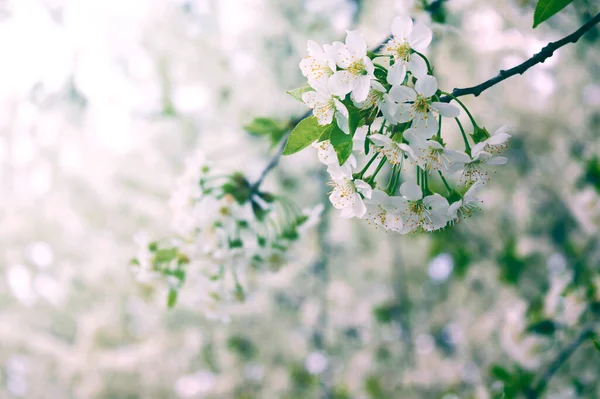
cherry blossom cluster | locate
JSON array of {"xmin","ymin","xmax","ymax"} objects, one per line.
[
  {"xmin": 131, "ymin": 150, "xmax": 321, "ymax": 317},
  {"xmin": 292, "ymin": 16, "xmax": 511, "ymax": 233}
]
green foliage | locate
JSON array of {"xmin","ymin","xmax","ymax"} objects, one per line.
[
  {"xmin": 364, "ymin": 376, "xmax": 387, "ymax": 399},
  {"xmin": 286, "ymin": 86, "xmax": 314, "ymax": 102},
  {"xmin": 533, "ymin": 0, "xmax": 574, "ymax": 28},
  {"xmin": 167, "ymin": 288, "xmax": 178, "ymax": 308},
  {"xmin": 288, "ymin": 364, "xmax": 318, "ymax": 392},
  {"xmin": 282, "ymin": 116, "xmax": 330, "ymax": 155},
  {"xmin": 227, "ymin": 335, "xmax": 257, "ymax": 361},
  {"xmin": 372, "ymin": 301, "xmax": 401, "ymax": 323},
  {"xmin": 346, "ymin": 103, "xmax": 363, "ymax": 136},
  {"xmin": 526, "ymin": 319, "xmax": 558, "ymax": 336},
  {"xmin": 471, "ymin": 125, "xmax": 491, "ymax": 144},
  {"xmin": 329, "ymin": 123, "xmax": 353, "ymax": 165},
  {"xmin": 497, "ymin": 239, "xmax": 527, "ymax": 285},
  {"xmin": 222, "ymin": 173, "xmax": 253, "ymax": 204},
  {"xmin": 593, "ymin": 339, "xmax": 600, "ymax": 352},
  {"xmin": 579, "ymin": 157, "xmax": 600, "ymax": 193},
  {"xmin": 244, "ymin": 117, "xmax": 289, "ymax": 147},
  {"xmin": 489, "ymin": 364, "xmax": 536, "ymax": 399}
]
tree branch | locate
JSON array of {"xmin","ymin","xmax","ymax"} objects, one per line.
[
  {"xmin": 439, "ymin": 12, "xmax": 600, "ymax": 103},
  {"xmin": 525, "ymin": 325, "xmax": 597, "ymax": 399},
  {"xmin": 253, "ymin": 12, "xmax": 600, "ymax": 189}
]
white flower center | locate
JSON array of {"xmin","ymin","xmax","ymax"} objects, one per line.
[
  {"xmin": 306, "ymin": 57, "xmax": 333, "ymax": 81},
  {"xmin": 461, "ymin": 161, "xmax": 491, "ymax": 184},
  {"xmin": 348, "ymin": 59, "xmax": 367, "ymax": 77}
]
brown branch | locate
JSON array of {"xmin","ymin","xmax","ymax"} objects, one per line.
[{"xmin": 439, "ymin": 12, "xmax": 600, "ymax": 103}]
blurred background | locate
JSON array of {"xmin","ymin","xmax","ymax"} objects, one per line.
[{"xmin": 1, "ymin": 0, "xmax": 599, "ymax": 398}]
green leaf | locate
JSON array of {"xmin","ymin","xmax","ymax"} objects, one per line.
[
  {"xmin": 533, "ymin": 0, "xmax": 574, "ymax": 28},
  {"xmin": 593, "ymin": 339, "xmax": 600, "ymax": 352},
  {"xmin": 286, "ymin": 86, "xmax": 314, "ymax": 102},
  {"xmin": 348, "ymin": 106, "xmax": 362, "ymax": 136},
  {"xmin": 526, "ymin": 319, "xmax": 557, "ymax": 335},
  {"xmin": 154, "ymin": 248, "xmax": 179, "ymax": 263},
  {"xmin": 372, "ymin": 302, "xmax": 400, "ymax": 324},
  {"xmin": 330, "ymin": 123, "xmax": 353, "ymax": 165},
  {"xmin": 167, "ymin": 288, "xmax": 178, "ymax": 308},
  {"xmin": 244, "ymin": 117, "xmax": 287, "ymax": 146},
  {"xmin": 244, "ymin": 117, "xmax": 282, "ymax": 136},
  {"xmin": 282, "ymin": 116, "xmax": 327, "ymax": 155},
  {"xmin": 489, "ymin": 365, "xmax": 513, "ymax": 383}
]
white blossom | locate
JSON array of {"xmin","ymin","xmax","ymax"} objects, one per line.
[
  {"xmin": 396, "ymin": 182, "xmax": 449, "ymax": 233},
  {"xmin": 369, "ymin": 133, "xmax": 415, "ymax": 167},
  {"xmin": 327, "ymin": 163, "xmax": 372, "ymax": 219},
  {"xmin": 384, "ymin": 16, "xmax": 433, "ymax": 84},
  {"xmin": 450, "ymin": 147, "xmax": 508, "ymax": 185},
  {"xmin": 364, "ymin": 190, "xmax": 404, "ymax": 231},
  {"xmin": 474, "ymin": 125, "xmax": 512, "ymax": 155},
  {"xmin": 327, "ymin": 30, "xmax": 375, "ymax": 102},
  {"xmin": 448, "ymin": 181, "xmax": 484, "ymax": 222},
  {"xmin": 299, "ymin": 40, "xmax": 336, "ymax": 86},
  {"xmin": 390, "ymin": 75, "xmax": 460, "ymax": 135},
  {"xmin": 405, "ymin": 129, "xmax": 469, "ymax": 172},
  {"xmin": 302, "ymin": 79, "xmax": 349, "ymax": 126}
]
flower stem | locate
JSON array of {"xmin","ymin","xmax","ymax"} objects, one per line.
[
  {"xmin": 454, "ymin": 117, "xmax": 472, "ymax": 156},
  {"xmin": 438, "ymin": 171, "xmax": 453, "ymax": 194},
  {"xmin": 366, "ymin": 156, "xmax": 387, "ymax": 184},
  {"xmin": 357, "ymin": 153, "xmax": 379, "ymax": 179},
  {"xmin": 441, "ymin": 91, "xmax": 478, "ymax": 129},
  {"xmin": 386, "ymin": 164, "xmax": 400, "ymax": 195}
]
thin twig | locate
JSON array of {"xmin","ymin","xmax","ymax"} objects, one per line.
[
  {"xmin": 525, "ymin": 325, "xmax": 597, "ymax": 399},
  {"xmin": 439, "ymin": 12, "xmax": 600, "ymax": 102}
]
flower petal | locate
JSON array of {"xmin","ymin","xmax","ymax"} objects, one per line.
[
  {"xmin": 486, "ymin": 156, "xmax": 508, "ymax": 165},
  {"xmin": 391, "ymin": 16, "xmax": 414, "ymax": 40},
  {"xmin": 412, "ymin": 110, "xmax": 438, "ymax": 135},
  {"xmin": 494, "ymin": 124, "xmax": 511, "ymax": 135},
  {"xmin": 387, "ymin": 62, "xmax": 407, "ymax": 86},
  {"xmin": 314, "ymin": 103, "xmax": 335, "ymax": 125},
  {"xmin": 423, "ymin": 193, "xmax": 449, "ymax": 211},
  {"xmin": 363, "ymin": 57, "xmax": 375, "ymax": 75},
  {"xmin": 369, "ymin": 134, "xmax": 392, "ymax": 146},
  {"xmin": 400, "ymin": 181, "xmax": 422, "ymax": 201},
  {"xmin": 408, "ymin": 54, "xmax": 428, "ymax": 78},
  {"xmin": 355, "ymin": 179, "xmax": 372, "ymax": 199},
  {"xmin": 329, "ymin": 41, "xmax": 352, "ymax": 68},
  {"xmin": 307, "ymin": 40, "xmax": 324, "ymax": 58},
  {"xmin": 329, "ymin": 188, "xmax": 349, "ymax": 210},
  {"xmin": 327, "ymin": 71, "xmax": 354, "ymax": 97},
  {"xmin": 390, "ymin": 85, "xmax": 417, "ymax": 103},
  {"xmin": 333, "ymin": 98, "xmax": 349, "ymax": 118},
  {"xmin": 415, "ymin": 75, "xmax": 438, "ymax": 98},
  {"xmin": 352, "ymin": 194, "xmax": 368, "ymax": 218},
  {"xmin": 464, "ymin": 181, "xmax": 484, "ymax": 199},
  {"xmin": 352, "ymin": 75, "xmax": 372, "ymax": 102},
  {"xmin": 487, "ymin": 132, "xmax": 511, "ymax": 145},
  {"xmin": 336, "ymin": 110, "xmax": 349, "ymax": 134},
  {"xmin": 432, "ymin": 102, "xmax": 460, "ymax": 117},
  {"xmin": 407, "ymin": 23, "xmax": 432, "ymax": 51},
  {"xmin": 371, "ymin": 80, "xmax": 386, "ymax": 93},
  {"xmin": 346, "ymin": 30, "xmax": 366, "ymax": 57},
  {"xmin": 394, "ymin": 103, "xmax": 414, "ymax": 123}
]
